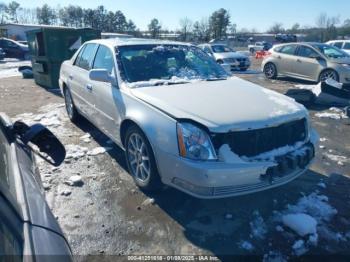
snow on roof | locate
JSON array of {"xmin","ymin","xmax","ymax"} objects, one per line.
[{"xmin": 87, "ymin": 37, "xmax": 191, "ymax": 47}]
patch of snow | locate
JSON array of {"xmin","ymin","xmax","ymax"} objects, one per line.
[
  {"xmin": 238, "ymin": 240, "xmax": 254, "ymax": 251},
  {"xmin": 276, "ymin": 225, "xmax": 284, "ymax": 232},
  {"xmin": 292, "ymin": 240, "xmax": 308, "ymax": 256},
  {"xmin": 242, "ymin": 141, "xmax": 306, "ymax": 162},
  {"xmin": 65, "ymin": 145, "xmax": 88, "ymax": 159},
  {"xmin": 65, "ymin": 175, "xmax": 83, "ymax": 186},
  {"xmin": 225, "ymin": 213, "xmax": 233, "ymax": 220},
  {"xmin": 250, "ymin": 211, "xmax": 267, "ymax": 240},
  {"xmin": 263, "ymin": 251, "xmax": 286, "ymax": 262},
  {"xmin": 60, "ymin": 189, "xmax": 72, "ymax": 196},
  {"xmin": 80, "ymin": 133, "xmax": 92, "ymax": 143},
  {"xmin": 315, "ymin": 107, "xmax": 348, "ymax": 120},
  {"xmin": 323, "ymin": 153, "xmax": 347, "ymax": 165},
  {"xmin": 87, "ymin": 147, "xmax": 111, "ymax": 156},
  {"xmin": 282, "ymin": 213, "xmax": 317, "ymax": 236},
  {"xmin": 142, "ymin": 198, "xmax": 155, "ymax": 206},
  {"xmin": 317, "ymin": 182, "xmax": 326, "ymax": 189},
  {"xmin": 285, "ymin": 193, "xmax": 337, "ymax": 223},
  {"xmin": 218, "ymin": 144, "xmax": 246, "ymax": 164},
  {"xmin": 308, "ymin": 233, "xmax": 319, "ymax": 246},
  {"xmin": 320, "ymin": 137, "xmax": 328, "ymax": 142}
]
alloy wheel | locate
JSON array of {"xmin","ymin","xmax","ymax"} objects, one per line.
[
  {"xmin": 127, "ymin": 133, "xmax": 151, "ymax": 182},
  {"xmin": 320, "ymin": 70, "xmax": 338, "ymax": 82},
  {"xmin": 264, "ymin": 63, "xmax": 275, "ymax": 78},
  {"xmin": 65, "ymin": 89, "xmax": 74, "ymax": 119}
]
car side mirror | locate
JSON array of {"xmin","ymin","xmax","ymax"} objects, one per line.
[
  {"xmin": 89, "ymin": 69, "xmax": 112, "ymax": 83},
  {"xmin": 14, "ymin": 121, "xmax": 66, "ymax": 166},
  {"xmin": 310, "ymin": 54, "xmax": 323, "ymax": 60}
]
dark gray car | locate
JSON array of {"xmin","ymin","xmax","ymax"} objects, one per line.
[{"xmin": 0, "ymin": 113, "xmax": 72, "ymax": 261}]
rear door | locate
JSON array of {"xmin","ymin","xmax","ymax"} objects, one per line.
[
  {"xmin": 90, "ymin": 44, "xmax": 122, "ymax": 139},
  {"xmin": 69, "ymin": 43, "xmax": 98, "ymax": 120},
  {"xmin": 273, "ymin": 44, "xmax": 298, "ymax": 75},
  {"xmin": 293, "ymin": 45, "xmax": 323, "ymax": 81}
]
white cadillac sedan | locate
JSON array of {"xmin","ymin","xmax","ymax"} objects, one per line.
[{"xmin": 59, "ymin": 38, "xmax": 319, "ymax": 199}]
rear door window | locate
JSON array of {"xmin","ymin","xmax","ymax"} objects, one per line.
[
  {"xmin": 333, "ymin": 42, "xmax": 343, "ymax": 49},
  {"xmin": 278, "ymin": 45, "xmax": 297, "ymax": 55},
  {"xmin": 343, "ymin": 42, "xmax": 350, "ymax": 50},
  {"xmin": 297, "ymin": 46, "xmax": 319, "ymax": 58},
  {"xmin": 92, "ymin": 45, "xmax": 115, "ymax": 74},
  {"xmin": 77, "ymin": 43, "xmax": 97, "ymax": 70}
]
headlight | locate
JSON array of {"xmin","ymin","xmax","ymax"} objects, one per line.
[
  {"xmin": 341, "ymin": 63, "xmax": 350, "ymax": 68},
  {"xmin": 177, "ymin": 122, "xmax": 217, "ymax": 161}
]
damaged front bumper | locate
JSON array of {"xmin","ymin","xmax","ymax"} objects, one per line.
[{"xmin": 157, "ymin": 130, "xmax": 318, "ymax": 199}]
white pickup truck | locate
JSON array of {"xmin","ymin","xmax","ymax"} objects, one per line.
[{"xmin": 248, "ymin": 42, "xmax": 272, "ymax": 54}]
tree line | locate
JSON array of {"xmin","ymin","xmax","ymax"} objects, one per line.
[{"xmin": 1, "ymin": 1, "xmax": 350, "ymax": 43}]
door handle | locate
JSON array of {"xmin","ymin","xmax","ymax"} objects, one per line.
[
  {"xmin": 297, "ymin": 59, "xmax": 302, "ymax": 62},
  {"xmin": 69, "ymin": 74, "xmax": 73, "ymax": 80},
  {"xmin": 86, "ymin": 84, "xmax": 93, "ymax": 91},
  {"xmin": 277, "ymin": 55, "xmax": 282, "ymax": 59}
]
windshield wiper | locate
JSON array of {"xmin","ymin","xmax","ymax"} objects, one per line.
[{"xmin": 154, "ymin": 80, "xmax": 190, "ymax": 86}]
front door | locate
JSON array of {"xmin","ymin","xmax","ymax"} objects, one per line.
[
  {"xmin": 293, "ymin": 45, "xmax": 323, "ymax": 81},
  {"xmin": 90, "ymin": 44, "xmax": 122, "ymax": 141}
]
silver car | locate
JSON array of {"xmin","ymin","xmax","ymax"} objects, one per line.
[
  {"xmin": 59, "ymin": 39, "xmax": 318, "ymax": 199},
  {"xmin": 198, "ymin": 44, "xmax": 251, "ymax": 72},
  {"xmin": 262, "ymin": 42, "xmax": 350, "ymax": 83}
]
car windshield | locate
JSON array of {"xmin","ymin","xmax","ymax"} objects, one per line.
[
  {"xmin": 312, "ymin": 44, "xmax": 349, "ymax": 59},
  {"xmin": 117, "ymin": 44, "xmax": 228, "ymax": 86},
  {"xmin": 211, "ymin": 45, "xmax": 234, "ymax": 53}
]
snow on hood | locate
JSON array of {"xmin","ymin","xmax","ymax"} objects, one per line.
[
  {"xmin": 130, "ymin": 77, "xmax": 307, "ymax": 132},
  {"xmin": 214, "ymin": 52, "xmax": 248, "ymax": 60}
]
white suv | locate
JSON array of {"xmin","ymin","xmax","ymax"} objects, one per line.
[{"xmin": 326, "ymin": 40, "xmax": 350, "ymax": 55}]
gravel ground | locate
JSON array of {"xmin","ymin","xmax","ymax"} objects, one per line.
[{"xmin": 1, "ymin": 58, "xmax": 350, "ymax": 261}]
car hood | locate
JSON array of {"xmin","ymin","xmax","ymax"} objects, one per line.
[
  {"xmin": 330, "ymin": 57, "xmax": 350, "ymax": 64},
  {"xmin": 214, "ymin": 52, "xmax": 247, "ymax": 60},
  {"xmin": 130, "ymin": 77, "xmax": 307, "ymax": 132}
]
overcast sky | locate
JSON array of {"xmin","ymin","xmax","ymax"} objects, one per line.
[{"xmin": 4, "ymin": 0, "xmax": 350, "ymax": 31}]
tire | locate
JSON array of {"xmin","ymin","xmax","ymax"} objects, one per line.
[
  {"xmin": 125, "ymin": 125, "xmax": 162, "ymax": 191},
  {"xmin": 264, "ymin": 63, "xmax": 277, "ymax": 79},
  {"xmin": 64, "ymin": 87, "xmax": 80, "ymax": 123},
  {"xmin": 318, "ymin": 69, "xmax": 339, "ymax": 83}
]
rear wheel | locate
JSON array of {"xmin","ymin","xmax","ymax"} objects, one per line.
[
  {"xmin": 125, "ymin": 126, "xmax": 162, "ymax": 191},
  {"xmin": 319, "ymin": 69, "xmax": 339, "ymax": 83},
  {"xmin": 64, "ymin": 87, "xmax": 80, "ymax": 123},
  {"xmin": 264, "ymin": 63, "xmax": 277, "ymax": 79}
]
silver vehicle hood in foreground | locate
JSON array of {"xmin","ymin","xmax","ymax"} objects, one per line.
[
  {"xmin": 130, "ymin": 77, "xmax": 307, "ymax": 133},
  {"xmin": 214, "ymin": 52, "xmax": 247, "ymax": 60}
]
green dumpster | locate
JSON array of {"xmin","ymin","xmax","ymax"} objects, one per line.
[{"xmin": 26, "ymin": 27, "xmax": 101, "ymax": 89}]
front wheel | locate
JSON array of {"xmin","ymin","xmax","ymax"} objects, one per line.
[
  {"xmin": 264, "ymin": 63, "xmax": 277, "ymax": 79},
  {"xmin": 319, "ymin": 69, "xmax": 339, "ymax": 83},
  {"xmin": 125, "ymin": 126, "xmax": 162, "ymax": 191}
]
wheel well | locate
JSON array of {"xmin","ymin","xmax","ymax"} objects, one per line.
[{"xmin": 120, "ymin": 119, "xmax": 141, "ymax": 147}]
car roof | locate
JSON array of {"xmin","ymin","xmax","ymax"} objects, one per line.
[{"xmin": 85, "ymin": 38, "xmax": 192, "ymax": 49}]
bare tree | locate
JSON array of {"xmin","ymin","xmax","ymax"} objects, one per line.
[
  {"xmin": 267, "ymin": 22, "xmax": 284, "ymax": 34},
  {"xmin": 179, "ymin": 17, "xmax": 192, "ymax": 41}
]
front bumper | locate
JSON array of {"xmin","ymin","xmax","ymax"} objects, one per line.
[
  {"xmin": 221, "ymin": 61, "xmax": 251, "ymax": 72},
  {"xmin": 156, "ymin": 140, "xmax": 316, "ymax": 199}
]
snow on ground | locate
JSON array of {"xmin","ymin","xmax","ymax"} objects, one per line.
[
  {"xmin": 238, "ymin": 240, "xmax": 255, "ymax": 251},
  {"xmin": 0, "ymin": 58, "xmax": 31, "ymax": 79},
  {"xmin": 315, "ymin": 107, "xmax": 349, "ymax": 120},
  {"xmin": 282, "ymin": 213, "xmax": 317, "ymax": 237},
  {"xmin": 250, "ymin": 211, "xmax": 268, "ymax": 240}
]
